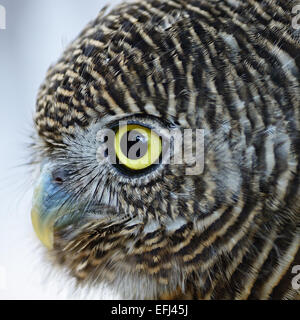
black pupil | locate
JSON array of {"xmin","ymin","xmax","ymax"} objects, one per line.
[{"xmin": 120, "ymin": 130, "xmax": 148, "ymax": 160}]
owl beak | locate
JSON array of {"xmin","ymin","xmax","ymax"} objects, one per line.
[
  {"xmin": 31, "ymin": 164, "xmax": 71, "ymax": 250},
  {"xmin": 31, "ymin": 184, "xmax": 55, "ymax": 250}
]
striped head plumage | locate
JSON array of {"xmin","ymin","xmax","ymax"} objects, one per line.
[{"xmin": 31, "ymin": 0, "xmax": 300, "ymax": 299}]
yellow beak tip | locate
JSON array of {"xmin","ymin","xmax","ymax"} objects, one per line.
[{"xmin": 31, "ymin": 208, "xmax": 54, "ymax": 250}]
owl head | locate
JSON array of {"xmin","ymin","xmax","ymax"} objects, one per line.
[{"xmin": 31, "ymin": 0, "xmax": 300, "ymax": 300}]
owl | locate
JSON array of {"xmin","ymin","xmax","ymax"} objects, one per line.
[{"xmin": 31, "ymin": 0, "xmax": 300, "ymax": 299}]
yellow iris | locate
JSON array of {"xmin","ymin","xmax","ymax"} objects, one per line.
[{"xmin": 114, "ymin": 124, "xmax": 162, "ymax": 170}]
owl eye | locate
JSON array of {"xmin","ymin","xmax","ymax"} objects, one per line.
[{"xmin": 114, "ymin": 124, "xmax": 162, "ymax": 171}]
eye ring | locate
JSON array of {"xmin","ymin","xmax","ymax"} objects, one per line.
[{"xmin": 114, "ymin": 124, "xmax": 162, "ymax": 171}]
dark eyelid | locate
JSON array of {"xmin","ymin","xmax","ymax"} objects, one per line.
[
  {"xmin": 104, "ymin": 113, "xmax": 173, "ymax": 131},
  {"xmin": 108, "ymin": 120, "xmax": 154, "ymax": 132}
]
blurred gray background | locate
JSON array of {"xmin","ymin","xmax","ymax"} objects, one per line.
[{"xmin": 0, "ymin": 0, "xmax": 121, "ymax": 299}]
